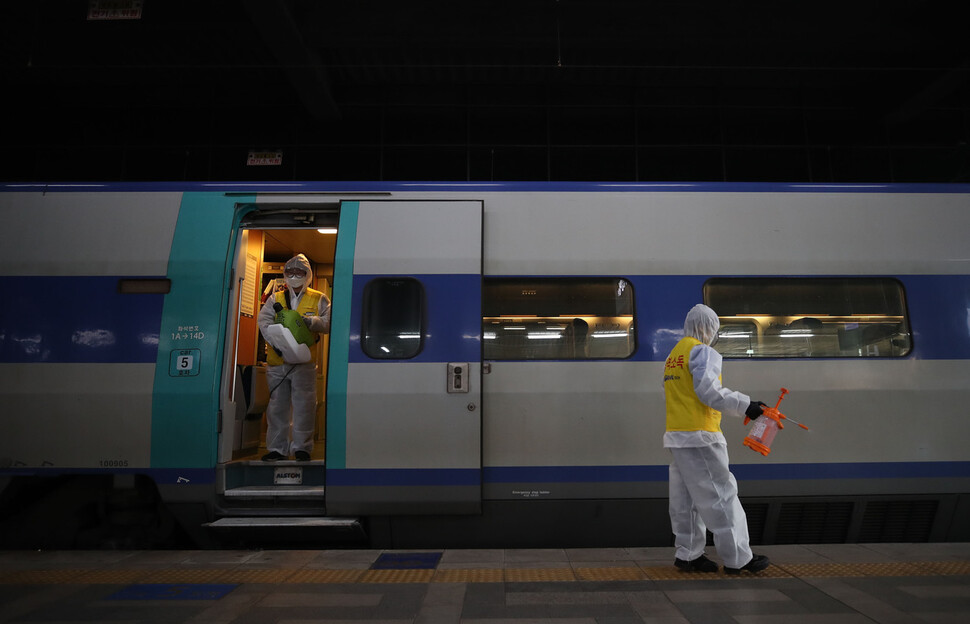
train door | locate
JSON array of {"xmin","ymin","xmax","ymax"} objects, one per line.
[
  {"xmin": 217, "ymin": 202, "xmax": 338, "ymax": 491},
  {"xmin": 324, "ymin": 200, "xmax": 483, "ymax": 515}
]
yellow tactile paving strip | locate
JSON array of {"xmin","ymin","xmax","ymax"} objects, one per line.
[
  {"xmin": 575, "ymin": 566, "xmax": 647, "ymax": 581},
  {"xmin": 139, "ymin": 569, "xmax": 234, "ymax": 584},
  {"xmin": 286, "ymin": 569, "xmax": 365, "ymax": 583},
  {"xmin": 74, "ymin": 569, "xmax": 152, "ymax": 584},
  {"xmin": 925, "ymin": 560, "xmax": 970, "ymax": 575},
  {"xmin": 359, "ymin": 569, "xmax": 436, "ymax": 583},
  {"xmin": 641, "ymin": 565, "xmax": 794, "ymax": 580},
  {"xmin": 0, "ymin": 561, "xmax": 967, "ymax": 585},
  {"xmin": 1, "ymin": 569, "xmax": 87, "ymax": 584},
  {"xmin": 434, "ymin": 568, "xmax": 505, "ymax": 583},
  {"xmin": 217, "ymin": 569, "xmax": 299, "ymax": 584},
  {"xmin": 781, "ymin": 562, "xmax": 915, "ymax": 578},
  {"xmin": 504, "ymin": 567, "xmax": 577, "ymax": 582}
]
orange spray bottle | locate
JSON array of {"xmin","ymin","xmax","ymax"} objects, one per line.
[{"xmin": 742, "ymin": 388, "xmax": 809, "ymax": 456}]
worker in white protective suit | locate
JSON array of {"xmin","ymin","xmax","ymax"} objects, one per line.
[
  {"xmin": 257, "ymin": 254, "xmax": 331, "ymax": 462},
  {"xmin": 662, "ymin": 304, "xmax": 771, "ymax": 574}
]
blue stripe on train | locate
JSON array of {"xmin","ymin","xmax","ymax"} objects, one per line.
[
  {"xmin": 327, "ymin": 461, "xmax": 970, "ymax": 487},
  {"xmin": 345, "ymin": 273, "xmax": 970, "ymax": 363},
  {"xmin": 328, "ymin": 468, "xmax": 481, "ymax": 487},
  {"xmin": 0, "ymin": 276, "xmax": 165, "ymax": 363},
  {"xmin": 3, "ymin": 273, "xmax": 967, "ymax": 364},
  {"xmin": 486, "ymin": 462, "xmax": 970, "ymax": 482},
  {"xmin": 6, "ymin": 463, "xmax": 963, "ymax": 487}
]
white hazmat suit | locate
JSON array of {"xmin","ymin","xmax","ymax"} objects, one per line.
[
  {"xmin": 257, "ymin": 254, "xmax": 331, "ymax": 460},
  {"xmin": 663, "ymin": 304, "xmax": 766, "ymax": 573}
]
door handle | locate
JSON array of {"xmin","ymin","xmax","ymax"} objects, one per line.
[{"xmin": 447, "ymin": 362, "xmax": 470, "ymax": 393}]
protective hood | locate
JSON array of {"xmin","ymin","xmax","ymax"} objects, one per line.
[
  {"xmin": 284, "ymin": 254, "xmax": 312, "ymax": 290},
  {"xmin": 285, "ymin": 253, "xmax": 312, "ymax": 276},
  {"xmin": 684, "ymin": 304, "xmax": 720, "ymax": 345}
]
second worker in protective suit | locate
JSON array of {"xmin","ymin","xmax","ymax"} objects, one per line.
[
  {"xmin": 257, "ymin": 254, "xmax": 331, "ymax": 462},
  {"xmin": 662, "ymin": 304, "xmax": 770, "ymax": 574}
]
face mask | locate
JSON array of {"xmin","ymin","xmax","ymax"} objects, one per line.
[{"xmin": 285, "ymin": 275, "xmax": 306, "ymax": 289}]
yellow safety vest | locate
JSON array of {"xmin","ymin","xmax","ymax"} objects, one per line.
[
  {"xmin": 266, "ymin": 288, "xmax": 323, "ymax": 366},
  {"xmin": 663, "ymin": 337, "xmax": 722, "ymax": 433}
]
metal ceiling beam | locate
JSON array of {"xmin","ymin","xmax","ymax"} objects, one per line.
[
  {"xmin": 243, "ymin": 0, "xmax": 341, "ymax": 121},
  {"xmin": 885, "ymin": 61, "xmax": 970, "ymax": 124}
]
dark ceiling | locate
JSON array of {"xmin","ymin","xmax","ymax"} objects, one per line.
[{"xmin": 3, "ymin": 0, "xmax": 969, "ymax": 183}]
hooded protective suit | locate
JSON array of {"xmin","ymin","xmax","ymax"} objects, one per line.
[
  {"xmin": 662, "ymin": 304, "xmax": 755, "ymax": 570},
  {"xmin": 257, "ymin": 254, "xmax": 331, "ymax": 460},
  {"xmin": 665, "ymin": 304, "xmax": 750, "ymax": 442}
]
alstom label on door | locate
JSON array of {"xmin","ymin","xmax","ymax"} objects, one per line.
[{"xmin": 274, "ymin": 468, "xmax": 303, "ymax": 485}]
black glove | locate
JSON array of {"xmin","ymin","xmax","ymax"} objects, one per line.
[{"xmin": 745, "ymin": 401, "xmax": 767, "ymax": 420}]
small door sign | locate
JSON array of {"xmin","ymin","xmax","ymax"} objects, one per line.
[{"xmin": 169, "ymin": 349, "xmax": 201, "ymax": 377}]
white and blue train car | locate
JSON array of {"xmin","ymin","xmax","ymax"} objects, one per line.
[{"xmin": 1, "ymin": 181, "xmax": 968, "ymax": 548}]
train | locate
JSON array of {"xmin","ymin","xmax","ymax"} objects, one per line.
[{"xmin": 1, "ymin": 181, "xmax": 969, "ymax": 548}]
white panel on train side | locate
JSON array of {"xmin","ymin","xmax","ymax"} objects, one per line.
[
  {"xmin": 0, "ymin": 363, "xmax": 153, "ymax": 467},
  {"xmin": 484, "ymin": 358, "xmax": 970, "ymax": 468},
  {"xmin": 0, "ymin": 191, "xmax": 180, "ymax": 470},
  {"xmin": 723, "ymin": 359, "xmax": 970, "ymax": 465},
  {"xmin": 0, "ymin": 192, "xmax": 182, "ymax": 276},
  {"xmin": 483, "ymin": 361, "xmax": 662, "ymax": 467},
  {"xmin": 353, "ymin": 201, "xmax": 481, "ymax": 275},
  {"xmin": 481, "ymin": 191, "xmax": 970, "ymax": 276},
  {"xmin": 346, "ymin": 362, "xmax": 482, "ymax": 468}
]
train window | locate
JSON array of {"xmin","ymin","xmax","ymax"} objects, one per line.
[
  {"xmin": 483, "ymin": 278, "xmax": 635, "ymax": 360},
  {"xmin": 704, "ymin": 278, "xmax": 912, "ymax": 358},
  {"xmin": 362, "ymin": 278, "xmax": 425, "ymax": 359}
]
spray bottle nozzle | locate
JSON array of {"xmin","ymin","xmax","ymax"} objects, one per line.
[{"xmin": 273, "ymin": 302, "xmax": 283, "ymax": 312}]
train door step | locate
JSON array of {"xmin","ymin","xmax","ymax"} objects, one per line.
[
  {"xmin": 223, "ymin": 485, "xmax": 325, "ymax": 498},
  {"xmin": 220, "ymin": 459, "xmax": 325, "ymax": 494},
  {"xmin": 205, "ymin": 516, "xmax": 359, "ymax": 529}
]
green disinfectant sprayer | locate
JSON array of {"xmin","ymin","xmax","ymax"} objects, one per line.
[
  {"xmin": 261, "ymin": 301, "xmax": 315, "ymax": 364},
  {"xmin": 273, "ymin": 302, "xmax": 315, "ymax": 347},
  {"xmin": 742, "ymin": 388, "xmax": 810, "ymax": 456}
]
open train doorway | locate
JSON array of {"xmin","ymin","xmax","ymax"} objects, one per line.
[
  {"xmin": 218, "ymin": 202, "xmax": 338, "ymax": 471},
  {"xmin": 211, "ymin": 198, "xmax": 483, "ymax": 536},
  {"xmin": 210, "ymin": 200, "xmax": 370, "ymax": 539}
]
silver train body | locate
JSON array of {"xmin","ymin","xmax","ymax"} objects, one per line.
[{"xmin": 1, "ymin": 181, "xmax": 968, "ymax": 547}]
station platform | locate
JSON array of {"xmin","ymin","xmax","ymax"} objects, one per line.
[{"xmin": 1, "ymin": 543, "xmax": 968, "ymax": 623}]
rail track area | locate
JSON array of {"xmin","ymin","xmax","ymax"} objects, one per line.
[{"xmin": 1, "ymin": 543, "xmax": 967, "ymax": 623}]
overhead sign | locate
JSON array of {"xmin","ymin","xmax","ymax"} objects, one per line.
[
  {"xmin": 87, "ymin": 0, "xmax": 143, "ymax": 20},
  {"xmin": 247, "ymin": 151, "xmax": 283, "ymax": 166}
]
